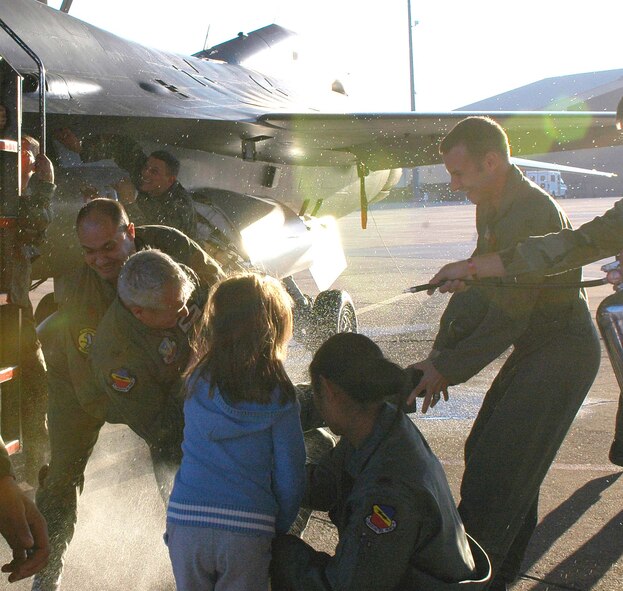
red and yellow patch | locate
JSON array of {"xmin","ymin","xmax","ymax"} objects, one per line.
[
  {"xmin": 110, "ymin": 368, "xmax": 136, "ymax": 393},
  {"xmin": 365, "ymin": 504, "xmax": 397, "ymax": 534}
]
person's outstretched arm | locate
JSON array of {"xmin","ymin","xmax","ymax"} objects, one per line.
[
  {"xmin": 428, "ymin": 253, "xmax": 507, "ymax": 294},
  {"xmin": 0, "ymin": 440, "xmax": 49, "ymax": 582}
]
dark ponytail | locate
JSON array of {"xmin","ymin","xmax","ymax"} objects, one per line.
[{"xmin": 310, "ymin": 333, "xmax": 408, "ymax": 405}]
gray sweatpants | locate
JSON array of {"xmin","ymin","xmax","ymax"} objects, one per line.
[{"xmin": 165, "ymin": 522, "xmax": 272, "ymax": 591}]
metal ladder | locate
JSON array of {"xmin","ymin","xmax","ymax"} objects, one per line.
[
  {"xmin": 0, "ymin": 366, "xmax": 20, "ymax": 455},
  {"xmin": 0, "ymin": 15, "xmax": 46, "ymax": 456}
]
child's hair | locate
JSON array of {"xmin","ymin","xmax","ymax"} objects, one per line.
[
  {"xmin": 310, "ymin": 332, "xmax": 407, "ymax": 406},
  {"xmin": 186, "ymin": 272, "xmax": 295, "ymax": 404}
]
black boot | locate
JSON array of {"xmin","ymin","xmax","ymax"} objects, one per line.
[{"xmin": 609, "ymin": 439, "xmax": 623, "ymax": 467}]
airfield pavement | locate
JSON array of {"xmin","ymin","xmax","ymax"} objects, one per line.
[{"xmin": 2, "ymin": 197, "xmax": 622, "ymax": 590}]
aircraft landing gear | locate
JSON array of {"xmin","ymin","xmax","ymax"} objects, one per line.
[
  {"xmin": 284, "ymin": 277, "xmax": 358, "ymax": 352},
  {"xmin": 310, "ymin": 289, "xmax": 357, "ymax": 349}
]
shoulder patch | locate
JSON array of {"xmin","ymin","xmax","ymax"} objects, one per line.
[
  {"xmin": 110, "ymin": 368, "xmax": 136, "ymax": 393},
  {"xmin": 365, "ymin": 504, "xmax": 397, "ymax": 534},
  {"xmin": 158, "ymin": 337, "xmax": 177, "ymax": 365},
  {"xmin": 77, "ymin": 328, "xmax": 96, "ymax": 354}
]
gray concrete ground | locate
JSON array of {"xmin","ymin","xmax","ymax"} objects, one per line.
[{"xmin": 2, "ymin": 197, "xmax": 622, "ymax": 590}]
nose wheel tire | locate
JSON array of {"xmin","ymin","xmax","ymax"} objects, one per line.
[{"xmin": 308, "ymin": 289, "xmax": 358, "ymax": 351}]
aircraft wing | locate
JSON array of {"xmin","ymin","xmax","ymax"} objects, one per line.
[
  {"xmin": 255, "ymin": 111, "xmax": 623, "ymax": 170},
  {"xmin": 510, "ymin": 157, "xmax": 617, "ymax": 178}
]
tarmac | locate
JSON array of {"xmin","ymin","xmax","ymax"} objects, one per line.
[{"xmin": 2, "ymin": 197, "xmax": 622, "ymax": 590}]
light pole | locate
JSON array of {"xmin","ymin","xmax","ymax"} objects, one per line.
[
  {"xmin": 407, "ymin": 2, "xmax": 418, "ymax": 112},
  {"xmin": 407, "ymin": 1, "xmax": 419, "ymax": 200}
]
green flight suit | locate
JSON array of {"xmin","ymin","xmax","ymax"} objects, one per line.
[
  {"xmin": 90, "ymin": 297, "xmax": 192, "ymax": 455},
  {"xmin": 88, "ymin": 291, "xmax": 199, "ymax": 502},
  {"xmin": 431, "ymin": 167, "xmax": 600, "ymax": 583},
  {"xmin": 34, "ymin": 225, "xmax": 220, "ymax": 591},
  {"xmin": 502, "ymin": 196, "xmax": 623, "ymax": 277},
  {"xmin": 500, "ymin": 196, "xmax": 623, "ymax": 461}
]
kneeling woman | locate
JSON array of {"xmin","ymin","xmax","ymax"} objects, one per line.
[{"xmin": 271, "ymin": 333, "xmax": 489, "ymax": 591}]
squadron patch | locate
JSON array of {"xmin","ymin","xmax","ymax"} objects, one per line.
[
  {"xmin": 77, "ymin": 328, "xmax": 96, "ymax": 354},
  {"xmin": 365, "ymin": 504, "xmax": 397, "ymax": 534},
  {"xmin": 110, "ymin": 368, "xmax": 136, "ymax": 393},
  {"xmin": 158, "ymin": 337, "xmax": 177, "ymax": 365}
]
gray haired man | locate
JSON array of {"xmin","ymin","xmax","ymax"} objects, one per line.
[{"xmin": 90, "ymin": 249, "xmax": 201, "ymax": 472}]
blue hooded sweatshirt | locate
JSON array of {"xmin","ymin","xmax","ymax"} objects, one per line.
[{"xmin": 167, "ymin": 373, "xmax": 306, "ymax": 536}]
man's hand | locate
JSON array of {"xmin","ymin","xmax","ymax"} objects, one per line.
[
  {"xmin": 602, "ymin": 254, "xmax": 623, "ymax": 290},
  {"xmin": 428, "ymin": 253, "xmax": 508, "ymax": 294},
  {"xmin": 0, "ymin": 475, "xmax": 49, "ymax": 582},
  {"xmin": 428, "ymin": 261, "xmax": 471, "ymax": 295},
  {"xmin": 113, "ymin": 177, "xmax": 138, "ymax": 205},
  {"xmin": 53, "ymin": 127, "xmax": 82, "ymax": 153},
  {"xmin": 33, "ymin": 154, "xmax": 54, "ymax": 184},
  {"xmin": 0, "ymin": 105, "xmax": 7, "ymax": 130},
  {"xmin": 605, "ymin": 267, "xmax": 623, "ymax": 289},
  {"xmin": 406, "ymin": 359, "xmax": 449, "ymax": 413},
  {"xmin": 79, "ymin": 183, "xmax": 102, "ymax": 203}
]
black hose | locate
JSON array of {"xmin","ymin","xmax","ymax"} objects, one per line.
[{"xmin": 406, "ymin": 277, "xmax": 607, "ymax": 294}]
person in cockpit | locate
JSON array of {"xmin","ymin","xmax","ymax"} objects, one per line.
[{"xmin": 54, "ymin": 127, "xmax": 197, "ymax": 239}]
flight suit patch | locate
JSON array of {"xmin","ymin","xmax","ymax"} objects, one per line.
[
  {"xmin": 78, "ymin": 328, "xmax": 96, "ymax": 354},
  {"xmin": 158, "ymin": 337, "xmax": 177, "ymax": 365},
  {"xmin": 110, "ymin": 368, "xmax": 136, "ymax": 393},
  {"xmin": 365, "ymin": 504, "xmax": 397, "ymax": 534}
]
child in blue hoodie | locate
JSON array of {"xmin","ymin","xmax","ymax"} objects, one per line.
[{"xmin": 166, "ymin": 273, "xmax": 306, "ymax": 591}]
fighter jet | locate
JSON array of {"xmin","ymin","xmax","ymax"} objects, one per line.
[{"xmin": 0, "ymin": 0, "xmax": 621, "ymax": 336}]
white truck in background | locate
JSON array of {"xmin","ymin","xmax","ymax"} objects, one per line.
[{"xmin": 525, "ymin": 169, "xmax": 568, "ymax": 198}]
